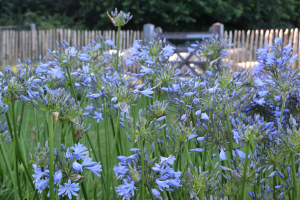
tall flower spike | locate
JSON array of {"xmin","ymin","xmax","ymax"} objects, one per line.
[{"xmin": 107, "ymin": 8, "xmax": 132, "ymax": 26}]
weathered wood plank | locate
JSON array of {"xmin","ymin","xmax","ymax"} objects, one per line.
[
  {"xmin": 292, "ymin": 28, "xmax": 298, "ymax": 70},
  {"xmin": 249, "ymin": 30, "xmax": 254, "ymax": 68},
  {"xmin": 254, "ymin": 30, "xmax": 259, "ymax": 62}
]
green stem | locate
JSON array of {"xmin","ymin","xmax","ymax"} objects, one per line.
[
  {"xmin": 0, "ymin": 134, "xmax": 15, "ymax": 194},
  {"xmin": 103, "ymin": 100, "xmax": 110, "ymax": 173},
  {"xmin": 161, "ymin": 128, "xmax": 170, "ymax": 155},
  {"xmin": 273, "ymin": 171, "xmax": 277, "ymax": 200},
  {"xmin": 298, "ymin": 162, "xmax": 300, "ymax": 200},
  {"xmin": 81, "ymin": 182, "xmax": 88, "ymax": 200},
  {"xmin": 6, "ymin": 110, "xmax": 38, "ymax": 198},
  {"xmin": 106, "ymin": 109, "xmax": 121, "ymax": 200},
  {"xmin": 199, "ymin": 189, "xmax": 205, "ymax": 200},
  {"xmin": 17, "ymin": 103, "xmax": 25, "ymax": 136},
  {"xmin": 241, "ymin": 142, "xmax": 250, "ymax": 199},
  {"xmin": 290, "ymin": 152, "xmax": 297, "ymax": 199},
  {"xmin": 140, "ymin": 138, "xmax": 145, "ymax": 200},
  {"xmin": 48, "ymin": 112, "xmax": 55, "ymax": 199},
  {"xmin": 279, "ymin": 91, "xmax": 286, "ymax": 123},
  {"xmin": 225, "ymin": 115, "xmax": 236, "ymax": 167},
  {"xmin": 10, "ymin": 94, "xmax": 22, "ymax": 200},
  {"xmin": 116, "ymin": 25, "xmax": 121, "ymax": 74},
  {"xmin": 86, "ymin": 134, "xmax": 98, "ymax": 161},
  {"xmin": 206, "ymin": 59, "xmax": 209, "ymax": 71},
  {"xmin": 153, "ymin": 132, "xmax": 159, "ymax": 158},
  {"xmin": 96, "ymin": 121, "xmax": 103, "ymax": 166},
  {"xmin": 183, "ymin": 141, "xmax": 196, "ymax": 176},
  {"xmin": 201, "ymin": 150, "xmax": 206, "ymax": 171},
  {"xmin": 66, "ymin": 65, "xmax": 77, "ymax": 101},
  {"xmin": 110, "ymin": 116, "xmax": 121, "ymax": 155}
]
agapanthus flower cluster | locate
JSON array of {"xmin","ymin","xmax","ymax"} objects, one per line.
[
  {"xmin": 30, "ymin": 142, "xmax": 102, "ymax": 199},
  {"xmin": 114, "ymin": 149, "xmax": 181, "ymax": 200},
  {"xmin": 107, "ymin": 8, "xmax": 133, "ymax": 26},
  {"xmin": 188, "ymin": 34, "xmax": 230, "ymax": 62}
]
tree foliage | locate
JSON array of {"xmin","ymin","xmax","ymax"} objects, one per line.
[{"xmin": 0, "ymin": 0, "xmax": 299, "ymax": 31}]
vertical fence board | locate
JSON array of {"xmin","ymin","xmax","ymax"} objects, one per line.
[
  {"xmin": 275, "ymin": 29, "xmax": 279, "ymax": 39},
  {"xmin": 112, "ymin": 30, "xmax": 115, "ymax": 44},
  {"xmin": 127, "ymin": 30, "xmax": 130, "ymax": 49},
  {"xmin": 224, "ymin": 31, "xmax": 228, "ymax": 65},
  {"xmin": 269, "ymin": 29, "xmax": 274, "ymax": 46},
  {"xmin": 289, "ymin": 29, "xmax": 294, "ymax": 44},
  {"xmin": 254, "ymin": 30, "xmax": 259, "ymax": 62},
  {"xmin": 244, "ymin": 30, "xmax": 249, "ymax": 68},
  {"xmin": 10, "ymin": 30, "xmax": 13, "ymax": 64},
  {"xmin": 123, "ymin": 30, "xmax": 126, "ymax": 50},
  {"xmin": 129, "ymin": 30, "xmax": 133, "ymax": 48},
  {"xmin": 120, "ymin": 31, "xmax": 123, "ymax": 51},
  {"xmin": 249, "ymin": 30, "xmax": 254, "ymax": 68},
  {"xmin": 7, "ymin": 30, "xmax": 10, "ymax": 64},
  {"xmin": 259, "ymin": 30, "xmax": 264, "ymax": 50},
  {"xmin": 279, "ymin": 29, "xmax": 283, "ymax": 42},
  {"xmin": 237, "ymin": 30, "xmax": 241, "ymax": 71},
  {"xmin": 0, "ymin": 30, "xmax": 2, "ymax": 66},
  {"xmin": 3, "ymin": 30, "xmax": 6, "ymax": 66},
  {"xmin": 264, "ymin": 30, "xmax": 269, "ymax": 48},
  {"xmin": 227, "ymin": 31, "xmax": 232, "ymax": 67},
  {"xmin": 292, "ymin": 28, "xmax": 298, "ymax": 70},
  {"xmin": 15, "ymin": 30, "xmax": 18, "ymax": 62},
  {"xmin": 284, "ymin": 29, "xmax": 289, "ymax": 47},
  {"xmin": 298, "ymin": 31, "xmax": 300, "ymax": 70},
  {"xmin": 232, "ymin": 30, "xmax": 237, "ymax": 71}
]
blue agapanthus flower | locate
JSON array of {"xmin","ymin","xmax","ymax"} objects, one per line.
[
  {"xmin": 31, "ymin": 142, "xmax": 101, "ymax": 197},
  {"xmin": 114, "ymin": 150, "xmax": 181, "ymax": 199},
  {"xmin": 58, "ymin": 179, "xmax": 80, "ymax": 199},
  {"xmin": 70, "ymin": 143, "xmax": 88, "ymax": 160}
]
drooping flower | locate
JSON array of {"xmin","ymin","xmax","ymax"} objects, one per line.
[
  {"xmin": 54, "ymin": 170, "xmax": 63, "ymax": 185},
  {"xmin": 151, "ymin": 188, "xmax": 162, "ymax": 200},
  {"xmin": 84, "ymin": 162, "xmax": 102, "ymax": 178},
  {"xmin": 219, "ymin": 148, "xmax": 227, "ymax": 161}
]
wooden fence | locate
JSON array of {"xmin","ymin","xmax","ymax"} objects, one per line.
[
  {"xmin": 1, "ymin": 27, "xmax": 300, "ymax": 72},
  {"xmin": 223, "ymin": 28, "xmax": 300, "ymax": 71},
  {"xmin": 0, "ymin": 29, "xmax": 143, "ymax": 68}
]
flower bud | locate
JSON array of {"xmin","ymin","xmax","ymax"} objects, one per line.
[{"xmin": 128, "ymin": 164, "xmax": 140, "ymax": 182}]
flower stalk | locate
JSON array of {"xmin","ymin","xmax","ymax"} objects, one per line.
[
  {"xmin": 290, "ymin": 152, "xmax": 297, "ymax": 199},
  {"xmin": 140, "ymin": 138, "xmax": 145, "ymax": 200},
  {"xmin": 116, "ymin": 25, "xmax": 121, "ymax": 74},
  {"xmin": 48, "ymin": 112, "xmax": 55, "ymax": 199},
  {"xmin": 241, "ymin": 142, "xmax": 250, "ymax": 199}
]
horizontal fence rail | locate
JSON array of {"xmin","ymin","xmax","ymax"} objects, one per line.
[
  {"xmin": 223, "ymin": 28, "xmax": 300, "ymax": 71},
  {"xmin": 0, "ymin": 29, "xmax": 143, "ymax": 68}
]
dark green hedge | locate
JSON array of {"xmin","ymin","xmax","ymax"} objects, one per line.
[{"xmin": 0, "ymin": 0, "xmax": 299, "ymax": 31}]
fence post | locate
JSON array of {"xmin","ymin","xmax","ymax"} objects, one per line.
[
  {"xmin": 209, "ymin": 22, "xmax": 224, "ymax": 38},
  {"xmin": 143, "ymin": 23, "xmax": 155, "ymax": 46},
  {"xmin": 30, "ymin": 24, "xmax": 36, "ymax": 60},
  {"xmin": 154, "ymin": 27, "xmax": 163, "ymax": 40},
  {"xmin": 209, "ymin": 22, "xmax": 224, "ymax": 67}
]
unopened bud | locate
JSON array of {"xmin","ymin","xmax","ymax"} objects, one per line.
[
  {"xmin": 53, "ymin": 112, "xmax": 59, "ymax": 125},
  {"xmin": 69, "ymin": 174, "xmax": 84, "ymax": 182},
  {"xmin": 128, "ymin": 164, "xmax": 140, "ymax": 182},
  {"xmin": 93, "ymin": 179, "xmax": 99, "ymax": 188}
]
